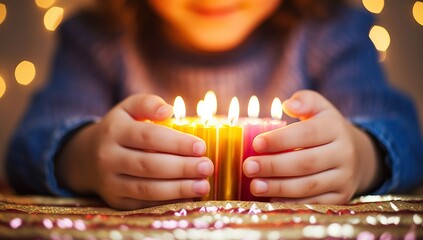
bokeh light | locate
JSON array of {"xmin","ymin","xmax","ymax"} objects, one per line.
[
  {"xmin": 0, "ymin": 3, "xmax": 6, "ymax": 25},
  {"xmin": 15, "ymin": 61, "xmax": 36, "ymax": 86},
  {"xmin": 0, "ymin": 75, "xmax": 6, "ymax": 99},
  {"xmin": 35, "ymin": 0, "xmax": 55, "ymax": 9},
  {"xmin": 413, "ymin": 1, "xmax": 423, "ymax": 26},
  {"xmin": 43, "ymin": 6, "xmax": 64, "ymax": 31},
  {"xmin": 369, "ymin": 25, "xmax": 391, "ymax": 52},
  {"xmin": 378, "ymin": 51, "xmax": 387, "ymax": 62},
  {"xmin": 362, "ymin": 0, "xmax": 385, "ymax": 14}
]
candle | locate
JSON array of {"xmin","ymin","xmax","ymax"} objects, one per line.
[
  {"xmin": 264, "ymin": 97, "xmax": 286, "ymax": 131},
  {"xmin": 155, "ymin": 96, "xmax": 182, "ymax": 128},
  {"xmin": 216, "ymin": 97, "xmax": 243, "ymax": 200},
  {"xmin": 241, "ymin": 96, "xmax": 264, "ymax": 201},
  {"xmin": 204, "ymin": 90, "xmax": 218, "ymax": 116},
  {"xmin": 155, "ymin": 92, "xmax": 287, "ymax": 202},
  {"xmin": 194, "ymin": 99, "xmax": 218, "ymax": 200},
  {"xmin": 171, "ymin": 96, "xmax": 195, "ymax": 134},
  {"xmin": 241, "ymin": 97, "xmax": 286, "ymax": 201}
]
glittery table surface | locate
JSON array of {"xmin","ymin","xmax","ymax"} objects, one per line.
[{"xmin": 0, "ymin": 194, "xmax": 422, "ymax": 239}]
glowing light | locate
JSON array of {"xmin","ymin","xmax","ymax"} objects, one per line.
[
  {"xmin": 0, "ymin": 75, "xmax": 5, "ymax": 99},
  {"xmin": 413, "ymin": 214, "xmax": 423, "ymax": 224},
  {"xmin": 35, "ymin": 0, "xmax": 55, "ymax": 8},
  {"xmin": 204, "ymin": 91, "xmax": 217, "ymax": 115},
  {"xmin": 327, "ymin": 223, "xmax": 342, "ymax": 238},
  {"xmin": 228, "ymin": 97, "xmax": 240, "ymax": 125},
  {"xmin": 44, "ymin": 6, "xmax": 64, "ymax": 31},
  {"xmin": 109, "ymin": 230, "xmax": 123, "ymax": 240},
  {"xmin": 0, "ymin": 3, "xmax": 6, "ymax": 25},
  {"xmin": 413, "ymin": 1, "xmax": 423, "ymax": 26},
  {"xmin": 271, "ymin": 97, "xmax": 283, "ymax": 120},
  {"xmin": 9, "ymin": 218, "xmax": 22, "ymax": 229},
  {"xmin": 303, "ymin": 225, "xmax": 326, "ymax": 238},
  {"xmin": 42, "ymin": 219, "xmax": 53, "ymax": 229},
  {"xmin": 15, "ymin": 61, "xmax": 36, "ymax": 85},
  {"xmin": 173, "ymin": 96, "xmax": 186, "ymax": 120},
  {"xmin": 378, "ymin": 50, "xmax": 387, "ymax": 62},
  {"xmin": 247, "ymin": 95, "xmax": 260, "ymax": 118},
  {"xmin": 197, "ymin": 100, "xmax": 205, "ymax": 118},
  {"xmin": 57, "ymin": 218, "xmax": 73, "ymax": 229},
  {"xmin": 369, "ymin": 25, "xmax": 391, "ymax": 51},
  {"xmin": 362, "ymin": 0, "xmax": 384, "ymax": 14},
  {"xmin": 74, "ymin": 219, "xmax": 86, "ymax": 231},
  {"xmin": 197, "ymin": 100, "xmax": 212, "ymax": 122}
]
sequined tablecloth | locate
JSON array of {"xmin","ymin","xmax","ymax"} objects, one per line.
[{"xmin": 0, "ymin": 194, "xmax": 422, "ymax": 239}]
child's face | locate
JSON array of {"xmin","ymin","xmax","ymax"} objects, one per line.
[{"xmin": 147, "ymin": 0, "xmax": 282, "ymax": 52}]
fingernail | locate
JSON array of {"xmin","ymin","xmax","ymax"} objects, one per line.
[
  {"xmin": 193, "ymin": 142, "xmax": 206, "ymax": 155},
  {"xmin": 193, "ymin": 180, "xmax": 209, "ymax": 195},
  {"xmin": 157, "ymin": 105, "xmax": 173, "ymax": 116},
  {"xmin": 253, "ymin": 137, "xmax": 266, "ymax": 152},
  {"xmin": 197, "ymin": 161, "xmax": 213, "ymax": 176},
  {"xmin": 287, "ymin": 99, "xmax": 301, "ymax": 110},
  {"xmin": 253, "ymin": 180, "xmax": 268, "ymax": 194},
  {"xmin": 245, "ymin": 161, "xmax": 260, "ymax": 176}
]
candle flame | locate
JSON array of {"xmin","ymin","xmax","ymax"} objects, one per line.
[
  {"xmin": 247, "ymin": 95, "xmax": 260, "ymax": 118},
  {"xmin": 197, "ymin": 100, "xmax": 204, "ymax": 117},
  {"xmin": 204, "ymin": 91, "xmax": 217, "ymax": 115},
  {"xmin": 197, "ymin": 99, "xmax": 213, "ymax": 123},
  {"xmin": 271, "ymin": 97, "xmax": 283, "ymax": 120},
  {"xmin": 173, "ymin": 96, "xmax": 186, "ymax": 120},
  {"xmin": 228, "ymin": 97, "xmax": 240, "ymax": 125}
]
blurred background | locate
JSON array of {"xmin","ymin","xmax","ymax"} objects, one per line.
[{"xmin": 0, "ymin": 0, "xmax": 422, "ymax": 184}]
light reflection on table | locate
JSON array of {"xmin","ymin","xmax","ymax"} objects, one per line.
[{"xmin": 0, "ymin": 194, "xmax": 422, "ymax": 239}]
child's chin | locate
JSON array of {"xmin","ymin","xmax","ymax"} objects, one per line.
[{"xmin": 190, "ymin": 36, "xmax": 247, "ymax": 53}]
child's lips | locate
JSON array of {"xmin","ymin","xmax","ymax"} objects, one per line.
[{"xmin": 189, "ymin": 4, "xmax": 241, "ymax": 18}]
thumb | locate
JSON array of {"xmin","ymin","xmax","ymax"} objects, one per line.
[
  {"xmin": 282, "ymin": 90, "xmax": 334, "ymax": 120},
  {"xmin": 120, "ymin": 94, "xmax": 173, "ymax": 121}
]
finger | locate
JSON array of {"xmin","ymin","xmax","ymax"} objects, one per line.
[
  {"xmin": 118, "ymin": 177, "xmax": 210, "ymax": 201},
  {"xmin": 243, "ymin": 146, "xmax": 337, "ymax": 178},
  {"xmin": 120, "ymin": 94, "xmax": 173, "ymax": 121},
  {"xmin": 113, "ymin": 148, "xmax": 214, "ymax": 179},
  {"xmin": 250, "ymin": 169, "xmax": 342, "ymax": 198},
  {"xmin": 282, "ymin": 90, "xmax": 336, "ymax": 120},
  {"xmin": 270, "ymin": 192, "xmax": 351, "ymax": 205},
  {"xmin": 117, "ymin": 121, "xmax": 206, "ymax": 156},
  {"xmin": 253, "ymin": 117, "xmax": 337, "ymax": 153}
]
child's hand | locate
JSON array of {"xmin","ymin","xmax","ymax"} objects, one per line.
[
  {"xmin": 243, "ymin": 90, "xmax": 383, "ymax": 204},
  {"xmin": 57, "ymin": 94, "xmax": 213, "ymax": 210}
]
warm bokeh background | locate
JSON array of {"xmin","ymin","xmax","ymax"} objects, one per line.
[{"xmin": 0, "ymin": 0, "xmax": 422, "ymax": 185}]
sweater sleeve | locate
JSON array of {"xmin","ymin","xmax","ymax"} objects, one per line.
[
  {"xmin": 306, "ymin": 8, "xmax": 423, "ymax": 194},
  {"xmin": 5, "ymin": 13, "xmax": 122, "ymax": 196}
]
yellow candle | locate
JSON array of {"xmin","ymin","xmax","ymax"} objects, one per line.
[
  {"xmin": 156, "ymin": 96, "xmax": 195, "ymax": 134},
  {"xmin": 194, "ymin": 99, "xmax": 218, "ymax": 200},
  {"xmin": 195, "ymin": 124, "xmax": 217, "ymax": 200},
  {"xmin": 217, "ymin": 125, "xmax": 242, "ymax": 200},
  {"xmin": 216, "ymin": 97, "xmax": 243, "ymax": 200},
  {"xmin": 154, "ymin": 118, "xmax": 174, "ymax": 128},
  {"xmin": 172, "ymin": 118, "xmax": 195, "ymax": 134}
]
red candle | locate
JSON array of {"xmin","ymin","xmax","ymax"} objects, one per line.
[{"xmin": 241, "ymin": 97, "xmax": 286, "ymax": 201}]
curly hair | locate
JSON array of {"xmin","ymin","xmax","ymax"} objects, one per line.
[{"xmin": 94, "ymin": 0, "xmax": 346, "ymax": 31}]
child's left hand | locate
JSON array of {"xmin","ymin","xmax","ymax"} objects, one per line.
[{"xmin": 243, "ymin": 90, "xmax": 384, "ymax": 204}]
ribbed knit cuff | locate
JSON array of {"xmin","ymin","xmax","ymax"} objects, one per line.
[{"xmin": 44, "ymin": 116, "xmax": 100, "ymax": 196}]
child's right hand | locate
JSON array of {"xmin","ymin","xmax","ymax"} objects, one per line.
[{"xmin": 56, "ymin": 94, "xmax": 213, "ymax": 210}]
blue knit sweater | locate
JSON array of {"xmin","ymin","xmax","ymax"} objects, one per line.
[{"xmin": 6, "ymin": 7, "xmax": 423, "ymax": 197}]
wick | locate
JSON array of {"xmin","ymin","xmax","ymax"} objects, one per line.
[{"xmin": 230, "ymin": 117, "xmax": 236, "ymax": 126}]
